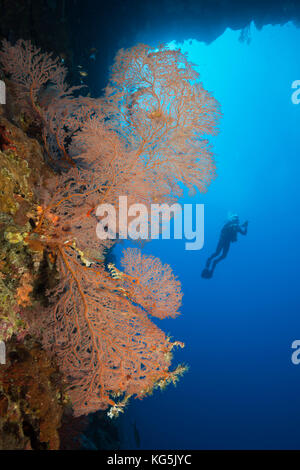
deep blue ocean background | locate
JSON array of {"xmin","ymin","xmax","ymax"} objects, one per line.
[{"xmin": 113, "ymin": 22, "xmax": 300, "ymax": 449}]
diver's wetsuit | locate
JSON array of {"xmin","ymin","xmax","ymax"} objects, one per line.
[{"xmin": 205, "ymin": 220, "xmax": 248, "ymax": 275}]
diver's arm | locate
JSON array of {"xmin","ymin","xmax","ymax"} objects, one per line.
[{"xmin": 238, "ymin": 221, "xmax": 248, "ymax": 235}]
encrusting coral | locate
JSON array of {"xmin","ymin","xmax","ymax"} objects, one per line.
[
  {"xmin": 0, "ymin": 39, "xmax": 221, "ymax": 421},
  {"xmin": 0, "ymin": 111, "xmax": 54, "ymax": 342},
  {"xmin": 0, "ymin": 337, "xmax": 67, "ymax": 450}
]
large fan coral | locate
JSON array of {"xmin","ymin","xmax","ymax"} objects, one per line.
[{"xmin": 0, "ymin": 39, "xmax": 221, "ymax": 417}]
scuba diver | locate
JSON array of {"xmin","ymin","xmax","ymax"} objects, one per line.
[{"xmin": 202, "ymin": 215, "xmax": 248, "ymax": 279}]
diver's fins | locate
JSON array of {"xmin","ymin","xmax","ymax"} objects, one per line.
[{"xmin": 201, "ymin": 268, "xmax": 213, "ymax": 279}]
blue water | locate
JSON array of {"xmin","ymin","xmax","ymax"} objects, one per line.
[{"xmin": 115, "ymin": 23, "xmax": 300, "ymax": 449}]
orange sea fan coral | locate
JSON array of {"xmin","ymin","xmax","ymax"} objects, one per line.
[
  {"xmin": 38, "ymin": 247, "xmax": 184, "ymax": 416},
  {"xmin": 0, "ymin": 39, "xmax": 67, "ymax": 115},
  {"xmin": 102, "ymin": 43, "xmax": 221, "ymax": 194},
  {"xmin": 0, "ymin": 39, "xmax": 82, "ymax": 166},
  {"xmin": 121, "ymin": 248, "xmax": 182, "ymax": 319},
  {"xmin": 9, "ymin": 40, "xmax": 221, "ymax": 418}
]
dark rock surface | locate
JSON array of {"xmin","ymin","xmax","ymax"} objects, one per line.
[{"xmin": 0, "ymin": 1, "xmax": 299, "ymax": 94}]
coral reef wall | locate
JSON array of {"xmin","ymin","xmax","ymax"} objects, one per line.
[{"xmin": 0, "ymin": 337, "xmax": 66, "ymax": 450}]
